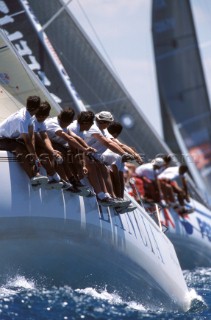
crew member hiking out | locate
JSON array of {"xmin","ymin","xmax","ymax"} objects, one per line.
[{"xmin": 0, "ymin": 95, "xmax": 48, "ymax": 186}]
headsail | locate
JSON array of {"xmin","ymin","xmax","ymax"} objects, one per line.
[
  {"xmin": 0, "ymin": 0, "xmax": 77, "ymax": 110},
  {"xmin": 0, "ymin": 28, "xmax": 61, "ymax": 121},
  {"xmin": 152, "ymin": 0, "xmax": 211, "ymax": 195}
]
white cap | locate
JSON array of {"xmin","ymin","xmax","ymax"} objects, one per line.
[
  {"xmin": 151, "ymin": 157, "xmax": 165, "ymax": 167},
  {"xmin": 95, "ymin": 111, "xmax": 114, "ymax": 122}
]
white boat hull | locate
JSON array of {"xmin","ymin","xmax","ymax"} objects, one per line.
[
  {"xmin": 0, "ymin": 29, "xmax": 191, "ymax": 310},
  {"xmin": 0, "ymin": 151, "xmax": 190, "ymax": 311}
]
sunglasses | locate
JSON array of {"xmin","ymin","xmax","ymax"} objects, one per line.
[{"xmin": 98, "ymin": 120, "xmax": 110, "ymax": 124}]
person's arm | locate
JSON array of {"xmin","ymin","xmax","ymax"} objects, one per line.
[
  {"xmin": 39, "ymin": 131, "xmax": 56, "ymax": 154},
  {"xmin": 20, "ymin": 126, "xmax": 39, "ymax": 160},
  {"xmin": 181, "ymin": 175, "xmax": 190, "ymax": 201},
  {"xmin": 112, "ymin": 138, "xmax": 143, "ymax": 164},
  {"xmin": 39, "ymin": 131, "xmax": 62, "ymax": 158},
  {"xmin": 68, "ymin": 130, "xmax": 96, "ymax": 152},
  {"xmin": 92, "ymin": 133, "xmax": 126, "ymax": 155},
  {"xmin": 56, "ymin": 129, "xmax": 94, "ymax": 153},
  {"xmin": 21, "ymin": 126, "xmax": 42, "ymax": 172},
  {"xmin": 181, "ymin": 176, "xmax": 188, "ymax": 192}
]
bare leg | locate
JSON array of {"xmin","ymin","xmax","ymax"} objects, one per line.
[
  {"xmin": 97, "ymin": 162, "xmax": 115, "ymax": 197},
  {"xmin": 36, "ymin": 147, "xmax": 55, "ymax": 176},
  {"xmin": 119, "ymin": 170, "xmax": 125, "ymax": 198},
  {"xmin": 54, "ymin": 163, "xmax": 69, "ymax": 181},
  {"xmin": 110, "ymin": 165, "xmax": 124, "ymax": 198},
  {"xmin": 160, "ymin": 181, "xmax": 175, "ymax": 204},
  {"xmin": 86, "ymin": 159, "xmax": 108, "ymax": 194},
  {"xmin": 15, "ymin": 145, "xmax": 35, "ymax": 178}
]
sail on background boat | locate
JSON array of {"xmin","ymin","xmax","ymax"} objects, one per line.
[{"xmin": 152, "ymin": 0, "xmax": 211, "ymax": 197}]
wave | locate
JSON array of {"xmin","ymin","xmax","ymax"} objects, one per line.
[{"xmin": 0, "ymin": 270, "xmax": 210, "ymax": 319}]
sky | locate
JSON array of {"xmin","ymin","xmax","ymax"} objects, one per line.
[{"xmin": 65, "ymin": 0, "xmax": 211, "ymax": 139}]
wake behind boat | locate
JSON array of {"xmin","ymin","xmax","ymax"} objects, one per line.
[{"xmin": 0, "ymin": 29, "xmax": 191, "ymax": 311}]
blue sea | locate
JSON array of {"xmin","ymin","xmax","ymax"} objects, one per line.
[{"xmin": 0, "ymin": 268, "xmax": 210, "ymax": 320}]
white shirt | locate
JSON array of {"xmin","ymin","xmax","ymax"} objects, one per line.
[
  {"xmin": 68, "ymin": 120, "xmax": 85, "ymax": 139},
  {"xmin": 0, "ymin": 107, "xmax": 34, "ymax": 138},
  {"xmin": 33, "ymin": 119, "xmax": 47, "ymax": 133},
  {"xmin": 158, "ymin": 166, "xmax": 181, "ymax": 180},
  {"xmin": 45, "ymin": 117, "xmax": 68, "ymax": 147},
  {"xmin": 135, "ymin": 163, "xmax": 159, "ymax": 181},
  {"xmin": 84, "ymin": 122, "xmax": 110, "ymax": 155}
]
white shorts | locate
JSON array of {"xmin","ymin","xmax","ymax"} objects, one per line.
[{"xmin": 101, "ymin": 150, "xmax": 124, "ymax": 172}]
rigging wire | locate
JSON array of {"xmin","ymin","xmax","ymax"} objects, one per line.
[
  {"xmin": 41, "ymin": 0, "xmax": 73, "ymax": 31},
  {"xmin": 59, "ymin": 47, "xmax": 128, "ymax": 109},
  {"xmin": 59, "ymin": 0, "xmax": 130, "ymax": 109},
  {"xmin": 75, "ymin": 0, "xmax": 121, "ymax": 79}
]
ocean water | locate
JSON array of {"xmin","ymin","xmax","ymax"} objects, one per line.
[{"xmin": 0, "ymin": 268, "xmax": 210, "ymax": 320}]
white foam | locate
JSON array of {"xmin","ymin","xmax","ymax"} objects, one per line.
[
  {"xmin": 126, "ymin": 301, "xmax": 146, "ymax": 311},
  {"xmin": 186, "ymin": 288, "xmax": 207, "ymax": 312},
  {"xmin": 75, "ymin": 287, "xmax": 146, "ymax": 311},
  {"xmin": 188, "ymin": 288, "xmax": 203, "ymax": 302},
  {"xmin": 0, "ymin": 287, "xmax": 17, "ymax": 298},
  {"xmin": 76, "ymin": 287, "xmax": 122, "ymax": 304},
  {"xmin": 6, "ymin": 275, "xmax": 35, "ymax": 290}
]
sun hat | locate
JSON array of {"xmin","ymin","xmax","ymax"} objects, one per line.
[
  {"xmin": 95, "ymin": 111, "xmax": 114, "ymax": 122},
  {"xmin": 151, "ymin": 157, "xmax": 165, "ymax": 167}
]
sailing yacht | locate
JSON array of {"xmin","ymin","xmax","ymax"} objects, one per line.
[
  {"xmin": 1, "ymin": 0, "xmax": 211, "ymax": 270},
  {"xmin": 0, "ymin": 28, "xmax": 192, "ymax": 311}
]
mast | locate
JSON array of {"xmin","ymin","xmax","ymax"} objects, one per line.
[{"xmin": 152, "ymin": 0, "xmax": 211, "ymax": 195}]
